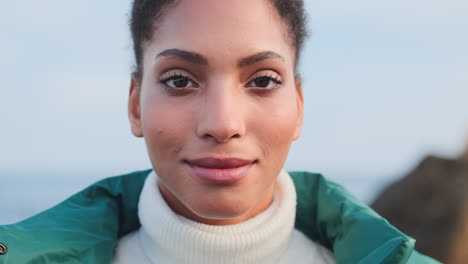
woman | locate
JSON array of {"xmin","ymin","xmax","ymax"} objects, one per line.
[
  {"xmin": 115, "ymin": 0, "xmax": 326, "ymax": 261},
  {"xmin": 0, "ymin": 0, "xmax": 440, "ymax": 263}
]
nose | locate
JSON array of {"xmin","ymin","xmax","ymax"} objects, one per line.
[{"xmin": 196, "ymin": 82, "xmax": 245, "ymax": 143}]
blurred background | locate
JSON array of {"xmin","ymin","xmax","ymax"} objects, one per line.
[{"xmin": 0, "ymin": 1, "xmax": 467, "ymax": 259}]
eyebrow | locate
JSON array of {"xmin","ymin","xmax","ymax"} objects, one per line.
[
  {"xmin": 156, "ymin": 49, "xmax": 208, "ymax": 65},
  {"xmin": 155, "ymin": 49, "xmax": 284, "ymax": 67},
  {"xmin": 237, "ymin": 51, "xmax": 285, "ymax": 67}
]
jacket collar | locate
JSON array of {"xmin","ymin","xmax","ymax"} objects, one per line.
[{"xmin": 1, "ymin": 169, "xmax": 416, "ymax": 263}]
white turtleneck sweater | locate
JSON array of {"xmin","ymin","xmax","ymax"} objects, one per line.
[{"xmin": 112, "ymin": 170, "xmax": 335, "ymax": 264}]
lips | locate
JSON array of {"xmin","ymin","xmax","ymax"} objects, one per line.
[
  {"xmin": 186, "ymin": 157, "xmax": 255, "ymax": 169},
  {"xmin": 185, "ymin": 157, "xmax": 256, "ymax": 183}
]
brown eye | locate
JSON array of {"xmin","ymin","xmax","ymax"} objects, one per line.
[
  {"xmin": 171, "ymin": 77, "xmax": 189, "ymax": 88},
  {"xmin": 247, "ymin": 74, "xmax": 284, "ymax": 89},
  {"xmin": 254, "ymin": 77, "xmax": 271, "ymax": 87},
  {"xmin": 160, "ymin": 75, "xmax": 198, "ymax": 89}
]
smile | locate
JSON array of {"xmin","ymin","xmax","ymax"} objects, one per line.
[{"xmin": 185, "ymin": 157, "xmax": 256, "ymax": 183}]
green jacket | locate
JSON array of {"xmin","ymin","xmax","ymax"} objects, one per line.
[{"xmin": 0, "ymin": 170, "xmax": 440, "ymax": 264}]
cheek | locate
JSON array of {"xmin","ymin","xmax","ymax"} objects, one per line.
[
  {"xmin": 140, "ymin": 96, "xmax": 190, "ymax": 164},
  {"xmin": 250, "ymin": 91, "xmax": 299, "ymax": 161}
]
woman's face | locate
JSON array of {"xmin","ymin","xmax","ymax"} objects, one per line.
[{"xmin": 129, "ymin": 0, "xmax": 303, "ymax": 225}]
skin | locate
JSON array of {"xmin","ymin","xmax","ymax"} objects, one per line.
[{"xmin": 128, "ymin": 0, "xmax": 304, "ymax": 225}]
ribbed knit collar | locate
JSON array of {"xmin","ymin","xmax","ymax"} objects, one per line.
[{"xmin": 137, "ymin": 170, "xmax": 297, "ymax": 264}]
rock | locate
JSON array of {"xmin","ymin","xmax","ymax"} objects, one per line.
[
  {"xmin": 371, "ymin": 153, "xmax": 468, "ymax": 264},
  {"xmin": 462, "ymin": 139, "xmax": 468, "ymax": 161}
]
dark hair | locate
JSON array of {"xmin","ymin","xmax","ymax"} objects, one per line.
[{"xmin": 130, "ymin": 0, "xmax": 307, "ymax": 81}]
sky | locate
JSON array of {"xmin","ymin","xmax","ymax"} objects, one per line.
[{"xmin": 0, "ymin": 0, "xmax": 467, "ymax": 213}]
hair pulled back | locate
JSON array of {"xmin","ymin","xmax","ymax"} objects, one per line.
[{"xmin": 130, "ymin": 0, "xmax": 307, "ymax": 80}]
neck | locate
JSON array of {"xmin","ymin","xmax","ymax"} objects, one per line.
[{"xmin": 134, "ymin": 170, "xmax": 298, "ymax": 264}]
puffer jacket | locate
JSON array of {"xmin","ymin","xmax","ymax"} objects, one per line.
[{"xmin": 0, "ymin": 170, "xmax": 440, "ymax": 264}]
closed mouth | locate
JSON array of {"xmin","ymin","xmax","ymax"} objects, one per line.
[{"xmin": 185, "ymin": 157, "xmax": 257, "ymax": 169}]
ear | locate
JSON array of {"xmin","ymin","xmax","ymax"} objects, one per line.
[
  {"xmin": 128, "ymin": 75, "xmax": 144, "ymax": 138},
  {"xmin": 293, "ymin": 75, "xmax": 304, "ymax": 141}
]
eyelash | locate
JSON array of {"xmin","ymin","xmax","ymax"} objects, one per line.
[
  {"xmin": 157, "ymin": 71, "xmax": 196, "ymax": 86},
  {"xmin": 248, "ymin": 73, "xmax": 284, "ymax": 87},
  {"xmin": 156, "ymin": 70, "xmax": 284, "ymax": 93}
]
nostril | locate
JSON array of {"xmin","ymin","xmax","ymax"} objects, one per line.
[
  {"xmin": 202, "ymin": 131, "xmax": 241, "ymax": 143},
  {"xmin": 196, "ymin": 111, "xmax": 245, "ymax": 142},
  {"xmin": 218, "ymin": 133, "xmax": 240, "ymax": 143}
]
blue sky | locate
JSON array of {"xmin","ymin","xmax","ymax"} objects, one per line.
[{"xmin": 1, "ymin": 0, "xmax": 467, "ymax": 181}]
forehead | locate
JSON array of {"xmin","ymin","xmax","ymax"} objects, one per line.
[{"xmin": 143, "ymin": 0, "xmax": 295, "ymax": 67}]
